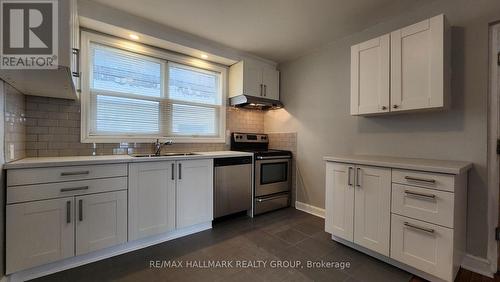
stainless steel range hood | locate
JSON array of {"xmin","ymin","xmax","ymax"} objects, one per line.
[{"xmin": 229, "ymin": 95, "xmax": 283, "ymax": 110}]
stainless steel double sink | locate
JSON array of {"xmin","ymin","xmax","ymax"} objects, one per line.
[{"xmin": 132, "ymin": 152, "xmax": 198, "ymax": 158}]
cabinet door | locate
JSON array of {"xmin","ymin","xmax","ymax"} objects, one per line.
[
  {"xmin": 243, "ymin": 62, "xmax": 264, "ymax": 97},
  {"xmin": 6, "ymin": 197, "xmax": 74, "ymax": 274},
  {"xmin": 176, "ymin": 159, "xmax": 214, "ymax": 229},
  {"xmin": 76, "ymin": 190, "xmax": 127, "ymax": 255},
  {"xmin": 350, "ymin": 34, "xmax": 390, "ymax": 115},
  {"xmin": 325, "ymin": 162, "xmax": 354, "ymax": 242},
  {"xmin": 353, "ymin": 165, "xmax": 391, "ymax": 256},
  {"xmin": 129, "ymin": 161, "xmax": 176, "ymax": 240},
  {"xmin": 262, "ymin": 67, "xmax": 279, "ymax": 100},
  {"xmin": 391, "ymin": 15, "xmax": 445, "ymax": 111}
]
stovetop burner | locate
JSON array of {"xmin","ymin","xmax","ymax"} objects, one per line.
[{"xmin": 230, "ymin": 133, "xmax": 292, "ymax": 158}]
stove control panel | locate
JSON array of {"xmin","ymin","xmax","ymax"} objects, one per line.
[{"xmin": 233, "ymin": 133, "xmax": 268, "ymax": 143}]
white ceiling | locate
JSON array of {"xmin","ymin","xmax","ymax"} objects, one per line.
[{"xmin": 88, "ymin": 0, "xmax": 435, "ymax": 63}]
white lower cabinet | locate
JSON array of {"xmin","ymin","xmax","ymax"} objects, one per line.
[
  {"xmin": 353, "ymin": 166, "xmax": 391, "ymax": 256},
  {"xmin": 176, "ymin": 159, "xmax": 214, "ymax": 229},
  {"xmin": 128, "ymin": 161, "xmax": 176, "ymax": 240},
  {"xmin": 6, "ymin": 197, "xmax": 75, "ymax": 274},
  {"xmin": 76, "ymin": 191, "xmax": 128, "ymax": 255},
  {"xmin": 128, "ymin": 159, "xmax": 213, "ymax": 239},
  {"xmin": 391, "ymin": 214, "xmax": 453, "ymax": 281},
  {"xmin": 325, "ymin": 158, "xmax": 468, "ymax": 282},
  {"xmin": 325, "ymin": 163, "xmax": 391, "ymax": 255}
]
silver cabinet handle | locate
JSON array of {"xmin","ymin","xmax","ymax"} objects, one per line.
[
  {"xmin": 393, "ymin": 105, "xmax": 399, "ymax": 109},
  {"xmin": 178, "ymin": 163, "xmax": 182, "ymax": 180},
  {"xmin": 264, "ymin": 84, "xmax": 267, "ymax": 97},
  {"xmin": 171, "ymin": 163, "xmax": 175, "ymax": 180},
  {"xmin": 60, "ymin": 186, "xmax": 89, "ymax": 193},
  {"xmin": 260, "ymin": 84, "xmax": 263, "ymax": 96},
  {"xmin": 404, "ymin": 222, "xmax": 434, "ymax": 234},
  {"xmin": 72, "ymin": 48, "xmax": 80, "ymax": 77},
  {"xmin": 78, "ymin": 199, "xmax": 83, "ymax": 221},
  {"xmin": 404, "ymin": 176, "xmax": 436, "ymax": 184},
  {"xmin": 356, "ymin": 168, "xmax": 361, "ymax": 187},
  {"xmin": 66, "ymin": 201, "xmax": 71, "ymax": 224},
  {"xmin": 347, "ymin": 167, "xmax": 353, "ymax": 186},
  {"xmin": 61, "ymin": 170, "xmax": 89, "ymax": 176},
  {"xmin": 381, "ymin": 106, "xmax": 387, "ymax": 110},
  {"xmin": 404, "ymin": 190, "xmax": 436, "ymax": 199}
]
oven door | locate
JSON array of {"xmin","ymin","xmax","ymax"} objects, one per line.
[{"xmin": 255, "ymin": 157, "xmax": 291, "ymax": 197}]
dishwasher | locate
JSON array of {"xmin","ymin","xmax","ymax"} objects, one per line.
[{"xmin": 214, "ymin": 156, "xmax": 253, "ymax": 218}]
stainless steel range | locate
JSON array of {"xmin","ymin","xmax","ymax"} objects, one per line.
[{"xmin": 231, "ymin": 133, "xmax": 292, "ymax": 215}]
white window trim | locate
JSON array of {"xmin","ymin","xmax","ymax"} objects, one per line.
[{"xmin": 80, "ymin": 31, "xmax": 227, "ymax": 143}]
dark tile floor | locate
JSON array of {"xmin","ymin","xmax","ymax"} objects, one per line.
[{"xmin": 33, "ymin": 208, "xmax": 412, "ymax": 282}]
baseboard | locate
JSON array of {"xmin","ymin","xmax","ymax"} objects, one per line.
[
  {"xmin": 295, "ymin": 201, "xmax": 325, "ymax": 218},
  {"xmin": 461, "ymin": 253, "xmax": 493, "ymax": 278}
]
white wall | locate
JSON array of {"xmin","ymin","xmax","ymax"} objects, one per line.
[{"xmin": 265, "ymin": 0, "xmax": 500, "ymax": 258}]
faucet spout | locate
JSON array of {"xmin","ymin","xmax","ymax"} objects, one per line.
[{"xmin": 154, "ymin": 139, "xmax": 174, "ymax": 156}]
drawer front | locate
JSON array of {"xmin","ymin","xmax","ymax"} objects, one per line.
[
  {"xmin": 392, "ymin": 184, "xmax": 454, "ymax": 228},
  {"xmin": 7, "ymin": 164, "xmax": 128, "ymax": 186},
  {"xmin": 392, "ymin": 169, "xmax": 455, "ymax": 192},
  {"xmin": 7, "ymin": 177, "xmax": 128, "ymax": 204},
  {"xmin": 390, "ymin": 214, "xmax": 453, "ymax": 281}
]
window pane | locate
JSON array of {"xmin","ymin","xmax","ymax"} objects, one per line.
[
  {"xmin": 171, "ymin": 104, "xmax": 217, "ymax": 136},
  {"xmin": 93, "ymin": 94, "xmax": 159, "ymax": 134},
  {"xmin": 169, "ymin": 64, "xmax": 220, "ymax": 105},
  {"xmin": 91, "ymin": 43, "xmax": 162, "ymax": 97}
]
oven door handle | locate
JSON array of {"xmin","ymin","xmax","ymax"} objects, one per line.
[{"xmin": 256, "ymin": 155, "xmax": 292, "ymax": 160}]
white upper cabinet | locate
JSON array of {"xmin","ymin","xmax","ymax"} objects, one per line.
[
  {"xmin": 391, "ymin": 15, "xmax": 448, "ymax": 111},
  {"xmin": 229, "ymin": 60, "xmax": 280, "ymax": 100},
  {"xmin": 0, "ymin": 0, "xmax": 80, "ymax": 100},
  {"xmin": 350, "ymin": 14, "xmax": 449, "ymax": 115},
  {"xmin": 351, "ymin": 35, "xmax": 390, "ymax": 115}
]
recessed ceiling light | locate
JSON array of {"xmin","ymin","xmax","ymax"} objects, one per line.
[
  {"xmin": 129, "ymin": 34, "xmax": 139, "ymax": 40},
  {"xmin": 200, "ymin": 54, "xmax": 208, "ymax": 59}
]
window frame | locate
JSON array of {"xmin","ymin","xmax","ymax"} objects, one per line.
[{"xmin": 80, "ymin": 31, "xmax": 227, "ymax": 143}]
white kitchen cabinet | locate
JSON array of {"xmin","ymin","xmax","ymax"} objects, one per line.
[
  {"xmin": 350, "ymin": 34, "xmax": 390, "ymax": 115},
  {"xmin": 353, "ymin": 165, "xmax": 391, "ymax": 256},
  {"xmin": 229, "ymin": 60, "xmax": 280, "ymax": 100},
  {"xmin": 324, "ymin": 155, "xmax": 470, "ymax": 282},
  {"xmin": 128, "ymin": 161, "xmax": 176, "ymax": 240},
  {"xmin": 0, "ymin": 0, "xmax": 80, "ymax": 99},
  {"xmin": 350, "ymin": 14, "xmax": 449, "ymax": 115},
  {"xmin": 6, "ymin": 197, "xmax": 75, "ymax": 274},
  {"xmin": 176, "ymin": 159, "xmax": 214, "ymax": 229},
  {"xmin": 325, "ymin": 163, "xmax": 390, "ymax": 256},
  {"xmin": 391, "ymin": 15, "xmax": 449, "ymax": 111},
  {"xmin": 76, "ymin": 191, "xmax": 127, "ymax": 256},
  {"xmin": 325, "ymin": 162, "xmax": 354, "ymax": 241}
]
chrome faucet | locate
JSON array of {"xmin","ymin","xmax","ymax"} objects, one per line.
[{"xmin": 154, "ymin": 139, "xmax": 174, "ymax": 156}]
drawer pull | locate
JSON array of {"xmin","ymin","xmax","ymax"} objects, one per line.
[
  {"xmin": 256, "ymin": 195, "xmax": 288, "ymax": 202},
  {"xmin": 404, "ymin": 176, "xmax": 436, "ymax": 183},
  {"xmin": 61, "ymin": 171, "xmax": 90, "ymax": 176},
  {"xmin": 404, "ymin": 222, "xmax": 435, "ymax": 234},
  {"xmin": 79, "ymin": 199, "xmax": 83, "ymax": 221},
  {"xmin": 404, "ymin": 190, "xmax": 436, "ymax": 199},
  {"xmin": 60, "ymin": 186, "xmax": 89, "ymax": 193}
]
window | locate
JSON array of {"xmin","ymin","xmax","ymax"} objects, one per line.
[{"xmin": 80, "ymin": 32, "xmax": 226, "ymax": 143}]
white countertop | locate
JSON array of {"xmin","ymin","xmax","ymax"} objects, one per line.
[
  {"xmin": 5, "ymin": 151, "xmax": 253, "ymax": 169},
  {"xmin": 323, "ymin": 154, "xmax": 472, "ymax": 175}
]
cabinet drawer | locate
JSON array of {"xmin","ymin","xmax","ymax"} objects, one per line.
[
  {"xmin": 7, "ymin": 164, "xmax": 128, "ymax": 186},
  {"xmin": 392, "ymin": 169, "xmax": 455, "ymax": 192},
  {"xmin": 7, "ymin": 177, "xmax": 127, "ymax": 204},
  {"xmin": 392, "ymin": 184, "xmax": 454, "ymax": 228},
  {"xmin": 390, "ymin": 214, "xmax": 453, "ymax": 281}
]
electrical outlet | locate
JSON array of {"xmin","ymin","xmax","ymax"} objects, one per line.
[{"xmin": 9, "ymin": 143, "xmax": 15, "ymax": 160}]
